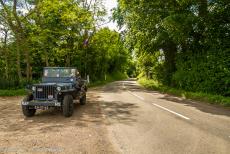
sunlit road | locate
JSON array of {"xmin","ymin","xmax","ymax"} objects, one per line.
[
  {"xmin": 0, "ymin": 79, "xmax": 230, "ymax": 154},
  {"xmin": 99, "ymin": 79, "xmax": 230, "ymax": 154}
]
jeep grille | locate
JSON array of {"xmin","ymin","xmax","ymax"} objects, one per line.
[{"xmin": 34, "ymin": 85, "xmax": 56, "ymax": 100}]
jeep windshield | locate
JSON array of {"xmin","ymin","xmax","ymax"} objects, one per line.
[{"xmin": 43, "ymin": 68, "xmax": 76, "ymax": 78}]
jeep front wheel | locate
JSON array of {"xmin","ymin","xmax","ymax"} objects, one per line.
[
  {"xmin": 62, "ymin": 95, "xmax": 74, "ymax": 117},
  {"xmin": 22, "ymin": 95, "xmax": 36, "ymax": 117}
]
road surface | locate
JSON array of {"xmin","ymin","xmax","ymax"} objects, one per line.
[{"xmin": 0, "ymin": 79, "xmax": 229, "ymax": 154}]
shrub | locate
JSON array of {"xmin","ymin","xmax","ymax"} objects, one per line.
[{"xmin": 173, "ymin": 49, "xmax": 230, "ymax": 96}]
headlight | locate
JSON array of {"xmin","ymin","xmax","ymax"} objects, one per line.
[
  {"xmin": 57, "ymin": 87, "xmax": 61, "ymax": 91},
  {"xmin": 32, "ymin": 86, "xmax": 36, "ymax": 91}
]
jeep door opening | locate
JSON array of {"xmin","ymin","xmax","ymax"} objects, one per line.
[{"xmin": 21, "ymin": 67, "xmax": 87, "ymax": 117}]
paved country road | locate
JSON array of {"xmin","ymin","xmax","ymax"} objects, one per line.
[{"xmin": 0, "ymin": 79, "xmax": 230, "ymax": 154}]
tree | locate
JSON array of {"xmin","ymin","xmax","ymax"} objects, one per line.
[
  {"xmin": 0, "ymin": 0, "xmax": 130, "ymax": 89},
  {"xmin": 115, "ymin": 0, "xmax": 230, "ymax": 95},
  {"xmin": 0, "ymin": 0, "xmax": 37, "ymax": 81}
]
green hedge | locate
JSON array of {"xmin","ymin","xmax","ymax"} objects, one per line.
[{"xmin": 173, "ymin": 49, "xmax": 230, "ymax": 96}]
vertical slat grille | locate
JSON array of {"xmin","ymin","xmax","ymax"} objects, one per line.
[{"xmin": 34, "ymin": 85, "xmax": 56, "ymax": 100}]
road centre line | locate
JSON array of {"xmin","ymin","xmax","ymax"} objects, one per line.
[
  {"xmin": 126, "ymin": 88, "xmax": 190, "ymax": 120},
  {"xmin": 152, "ymin": 103, "xmax": 190, "ymax": 120}
]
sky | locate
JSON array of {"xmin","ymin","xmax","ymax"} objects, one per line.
[{"xmin": 102, "ymin": 0, "xmax": 118, "ymax": 31}]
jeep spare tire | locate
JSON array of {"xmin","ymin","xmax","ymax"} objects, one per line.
[
  {"xmin": 22, "ymin": 95, "xmax": 36, "ymax": 117},
  {"xmin": 62, "ymin": 95, "xmax": 74, "ymax": 117}
]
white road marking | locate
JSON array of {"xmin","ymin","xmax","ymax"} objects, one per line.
[
  {"xmin": 127, "ymin": 91, "xmax": 145, "ymax": 100},
  {"xmin": 152, "ymin": 103, "xmax": 190, "ymax": 120},
  {"xmin": 127, "ymin": 86, "xmax": 190, "ymax": 120}
]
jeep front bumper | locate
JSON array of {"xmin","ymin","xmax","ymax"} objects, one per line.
[{"xmin": 21, "ymin": 100, "xmax": 61, "ymax": 107}]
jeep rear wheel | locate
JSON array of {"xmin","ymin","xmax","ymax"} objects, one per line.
[
  {"xmin": 22, "ymin": 95, "xmax": 36, "ymax": 117},
  {"xmin": 62, "ymin": 95, "xmax": 74, "ymax": 117},
  {"xmin": 80, "ymin": 94, "xmax": 86, "ymax": 105}
]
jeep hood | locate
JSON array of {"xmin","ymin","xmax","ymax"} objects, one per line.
[
  {"xmin": 42, "ymin": 77, "xmax": 76, "ymax": 83},
  {"xmin": 33, "ymin": 83, "xmax": 72, "ymax": 87}
]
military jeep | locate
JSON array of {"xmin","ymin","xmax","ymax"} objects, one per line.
[{"xmin": 21, "ymin": 67, "xmax": 87, "ymax": 117}]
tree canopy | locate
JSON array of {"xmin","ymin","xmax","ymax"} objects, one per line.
[
  {"xmin": 114, "ymin": 0, "xmax": 230, "ymax": 96},
  {"xmin": 0, "ymin": 0, "xmax": 229, "ymax": 97},
  {"xmin": 0, "ymin": 0, "xmax": 129, "ymax": 88}
]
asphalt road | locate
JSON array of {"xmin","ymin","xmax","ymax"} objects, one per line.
[
  {"xmin": 0, "ymin": 79, "xmax": 229, "ymax": 154},
  {"xmin": 99, "ymin": 79, "xmax": 230, "ymax": 154}
]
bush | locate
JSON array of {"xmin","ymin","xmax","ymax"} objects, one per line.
[{"xmin": 173, "ymin": 49, "xmax": 230, "ymax": 96}]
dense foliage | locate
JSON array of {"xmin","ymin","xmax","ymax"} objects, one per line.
[
  {"xmin": 0, "ymin": 0, "xmax": 129, "ymax": 89},
  {"xmin": 114, "ymin": 0, "xmax": 230, "ymax": 96}
]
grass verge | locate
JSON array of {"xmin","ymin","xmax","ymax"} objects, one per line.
[
  {"xmin": 0, "ymin": 89, "xmax": 26, "ymax": 96},
  {"xmin": 138, "ymin": 78, "xmax": 230, "ymax": 107}
]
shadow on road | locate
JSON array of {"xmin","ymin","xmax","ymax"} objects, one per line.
[
  {"xmin": 0, "ymin": 90, "xmax": 138, "ymax": 136},
  {"xmin": 100, "ymin": 100, "xmax": 138, "ymax": 125}
]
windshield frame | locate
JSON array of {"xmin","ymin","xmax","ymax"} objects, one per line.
[{"xmin": 43, "ymin": 67, "xmax": 77, "ymax": 78}]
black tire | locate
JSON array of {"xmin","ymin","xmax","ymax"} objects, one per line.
[
  {"xmin": 80, "ymin": 94, "xmax": 86, "ymax": 105},
  {"xmin": 62, "ymin": 95, "xmax": 74, "ymax": 117},
  {"xmin": 22, "ymin": 95, "xmax": 36, "ymax": 117}
]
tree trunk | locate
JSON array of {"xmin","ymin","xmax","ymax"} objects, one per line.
[
  {"xmin": 66, "ymin": 54, "xmax": 70, "ymax": 67},
  {"xmin": 45, "ymin": 50, "xmax": 49, "ymax": 66},
  {"xmin": 3, "ymin": 30, "xmax": 9, "ymax": 79},
  {"xmin": 192, "ymin": 0, "xmax": 208, "ymax": 53},
  {"xmin": 16, "ymin": 39, "xmax": 22, "ymax": 81},
  {"xmin": 20, "ymin": 37, "xmax": 31, "ymax": 81},
  {"xmin": 163, "ymin": 41, "xmax": 177, "ymax": 86},
  {"xmin": 198, "ymin": 0, "xmax": 208, "ymax": 18},
  {"xmin": 25, "ymin": 47, "xmax": 31, "ymax": 81},
  {"xmin": 4, "ymin": 50, "xmax": 9, "ymax": 79}
]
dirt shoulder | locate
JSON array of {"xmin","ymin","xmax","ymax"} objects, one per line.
[{"xmin": 0, "ymin": 91, "xmax": 117, "ymax": 154}]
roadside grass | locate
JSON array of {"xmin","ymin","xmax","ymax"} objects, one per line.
[
  {"xmin": 138, "ymin": 78, "xmax": 230, "ymax": 107},
  {"xmin": 0, "ymin": 89, "xmax": 26, "ymax": 96},
  {"xmin": 0, "ymin": 72, "xmax": 128, "ymax": 96}
]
